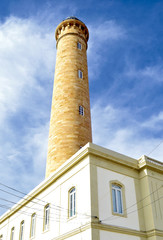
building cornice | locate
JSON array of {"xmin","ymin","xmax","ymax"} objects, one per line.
[
  {"xmin": 87, "ymin": 143, "xmax": 138, "ymax": 169},
  {"xmin": 138, "ymin": 155, "xmax": 163, "ymax": 173}
]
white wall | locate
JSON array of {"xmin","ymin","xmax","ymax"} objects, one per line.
[
  {"xmin": 97, "ymin": 167, "xmax": 140, "ymax": 230},
  {"xmin": 100, "ymin": 230, "xmax": 142, "ymax": 240},
  {"xmin": 65, "ymin": 229, "xmax": 91, "ymax": 240},
  {"xmin": 0, "ymin": 157, "xmax": 92, "ymax": 240}
]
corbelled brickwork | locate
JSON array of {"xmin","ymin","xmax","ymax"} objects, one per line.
[{"xmin": 46, "ymin": 18, "xmax": 92, "ymax": 178}]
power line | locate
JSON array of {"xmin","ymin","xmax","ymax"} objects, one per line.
[
  {"xmin": 0, "ymin": 202, "xmax": 90, "ymax": 225},
  {"xmin": 101, "ymin": 185, "xmax": 163, "ymax": 222},
  {"xmin": 98, "ymin": 166, "xmax": 137, "ymax": 202},
  {"xmin": 147, "ymin": 139, "xmax": 163, "ymax": 156},
  {"xmin": 0, "ymin": 197, "xmax": 65, "ymax": 219},
  {"xmin": 0, "ymin": 182, "xmax": 93, "ymax": 218},
  {"xmin": 0, "ymin": 192, "xmax": 89, "ymax": 223}
]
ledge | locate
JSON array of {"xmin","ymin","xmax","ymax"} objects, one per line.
[{"xmin": 138, "ymin": 155, "xmax": 163, "ymax": 173}]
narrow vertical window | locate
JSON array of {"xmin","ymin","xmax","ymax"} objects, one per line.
[
  {"xmin": 19, "ymin": 221, "xmax": 24, "ymax": 240},
  {"xmin": 78, "ymin": 70, "xmax": 83, "ymax": 79},
  {"xmin": 79, "ymin": 106, "xmax": 84, "ymax": 116},
  {"xmin": 0, "ymin": 235, "xmax": 3, "ymax": 240},
  {"xmin": 69, "ymin": 187, "xmax": 76, "ymax": 217},
  {"xmin": 77, "ymin": 42, "xmax": 82, "ymax": 50},
  {"xmin": 44, "ymin": 204, "xmax": 50, "ymax": 231},
  {"xmin": 30, "ymin": 213, "xmax": 36, "ymax": 238},
  {"xmin": 112, "ymin": 184, "xmax": 123, "ymax": 214},
  {"xmin": 10, "ymin": 227, "xmax": 14, "ymax": 240}
]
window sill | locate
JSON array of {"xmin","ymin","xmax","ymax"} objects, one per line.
[
  {"xmin": 30, "ymin": 236, "xmax": 35, "ymax": 240},
  {"xmin": 112, "ymin": 211, "xmax": 127, "ymax": 218},
  {"xmin": 67, "ymin": 214, "xmax": 77, "ymax": 222},
  {"xmin": 42, "ymin": 227, "xmax": 50, "ymax": 234}
]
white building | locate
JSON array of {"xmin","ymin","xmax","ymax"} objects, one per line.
[{"xmin": 1, "ymin": 143, "xmax": 163, "ymax": 239}]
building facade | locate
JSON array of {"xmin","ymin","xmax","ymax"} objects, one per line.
[
  {"xmin": 0, "ymin": 17, "xmax": 163, "ymax": 240},
  {"xmin": 0, "ymin": 143, "xmax": 163, "ymax": 239}
]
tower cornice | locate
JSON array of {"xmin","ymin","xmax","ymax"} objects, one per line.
[{"xmin": 55, "ymin": 18, "xmax": 89, "ymax": 48}]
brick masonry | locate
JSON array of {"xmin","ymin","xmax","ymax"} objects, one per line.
[{"xmin": 46, "ymin": 19, "xmax": 92, "ymax": 178}]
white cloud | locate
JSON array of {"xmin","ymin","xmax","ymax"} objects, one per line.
[
  {"xmin": 141, "ymin": 65, "xmax": 163, "ymax": 82},
  {"xmin": 87, "ymin": 20, "xmax": 126, "ymax": 80},
  {"xmin": 141, "ymin": 111, "xmax": 163, "ymax": 129},
  {"xmin": 0, "ymin": 16, "xmax": 55, "ymax": 123},
  {"xmin": 0, "ymin": 16, "xmax": 56, "ymax": 215},
  {"xmin": 92, "ymin": 100, "xmax": 163, "ymax": 162},
  {"xmin": 89, "ymin": 20, "xmax": 126, "ymax": 43},
  {"xmin": 126, "ymin": 64, "xmax": 163, "ymax": 83}
]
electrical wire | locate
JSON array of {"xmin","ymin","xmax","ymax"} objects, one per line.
[
  {"xmin": 101, "ymin": 185, "xmax": 163, "ymax": 222},
  {"xmin": 0, "ymin": 196, "xmax": 89, "ymax": 224},
  {"xmin": 0, "ymin": 182, "xmax": 92, "ymax": 217},
  {"xmin": 0, "ymin": 187, "xmax": 65, "ymax": 217},
  {"xmin": 0, "ymin": 182, "xmax": 92, "ymax": 218},
  {"xmin": 98, "ymin": 166, "xmax": 137, "ymax": 202},
  {"xmin": 0, "ymin": 202, "xmax": 90, "ymax": 225},
  {"xmin": 102, "ymin": 193, "xmax": 163, "ymax": 223},
  {"xmin": 147, "ymin": 140, "xmax": 163, "ymax": 156}
]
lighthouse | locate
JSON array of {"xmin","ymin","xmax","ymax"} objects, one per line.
[{"xmin": 46, "ymin": 17, "xmax": 92, "ymax": 177}]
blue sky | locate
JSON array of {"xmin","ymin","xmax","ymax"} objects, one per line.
[{"xmin": 0, "ymin": 0, "xmax": 163, "ymax": 215}]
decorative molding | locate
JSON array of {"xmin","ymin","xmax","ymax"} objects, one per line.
[
  {"xmin": 50, "ymin": 221, "xmax": 163, "ymax": 239},
  {"xmin": 55, "ymin": 18, "xmax": 89, "ymax": 42},
  {"xmin": 138, "ymin": 155, "xmax": 163, "ymax": 172}
]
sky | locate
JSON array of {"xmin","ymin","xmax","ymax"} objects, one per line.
[{"xmin": 0, "ymin": 0, "xmax": 163, "ymax": 215}]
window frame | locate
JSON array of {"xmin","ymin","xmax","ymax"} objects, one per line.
[
  {"xmin": 19, "ymin": 221, "xmax": 24, "ymax": 240},
  {"xmin": 78, "ymin": 70, "xmax": 83, "ymax": 79},
  {"xmin": 68, "ymin": 187, "xmax": 76, "ymax": 218},
  {"xmin": 79, "ymin": 106, "xmax": 84, "ymax": 116},
  {"xmin": 77, "ymin": 42, "xmax": 82, "ymax": 50},
  {"xmin": 30, "ymin": 213, "xmax": 36, "ymax": 238},
  {"xmin": 43, "ymin": 204, "xmax": 50, "ymax": 231},
  {"xmin": 110, "ymin": 181, "xmax": 127, "ymax": 217}
]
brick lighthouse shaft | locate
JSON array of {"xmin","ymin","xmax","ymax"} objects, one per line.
[{"xmin": 46, "ymin": 18, "xmax": 92, "ymax": 178}]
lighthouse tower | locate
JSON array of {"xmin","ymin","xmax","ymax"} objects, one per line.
[{"xmin": 46, "ymin": 17, "xmax": 92, "ymax": 178}]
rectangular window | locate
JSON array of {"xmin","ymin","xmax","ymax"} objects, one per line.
[
  {"xmin": 78, "ymin": 70, "xmax": 83, "ymax": 79},
  {"xmin": 44, "ymin": 204, "xmax": 50, "ymax": 231},
  {"xmin": 77, "ymin": 42, "xmax": 82, "ymax": 50},
  {"xmin": 30, "ymin": 213, "xmax": 36, "ymax": 238},
  {"xmin": 112, "ymin": 184, "xmax": 123, "ymax": 214},
  {"xmin": 19, "ymin": 221, "xmax": 24, "ymax": 240},
  {"xmin": 79, "ymin": 106, "xmax": 84, "ymax": 116},
  {"xmin": 69, "ymin": 188, "xmax": 76, "ymax": 217},
  {"xmin": 10, "ymin": 227, "xmax": 14, "ymax": 240},
  {"xmin": 0, "ymin": 235, "xmax": 3, "ymax": 240}
]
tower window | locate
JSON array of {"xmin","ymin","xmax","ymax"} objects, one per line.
[
  {"xmin": 78, "ymin": 70, "xmax": 83, "ymax": 79},
  {"xmin": 69, "ymin": 187, "xmax": 76, "ymax": 218},
  {"xmin": 112, "ymin": 184, "xmax": 123, "ymax": 214},
  {"xmin": 77, "ymin": 42, "xmax": 82, "ymax": 50},
  {"xmin": 79, "ymin": 106, "xmax": 84, "ymax": 116},
  {"xmin": 10, "ymin": 227, "xmax": 14, "ymax": 240}
]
